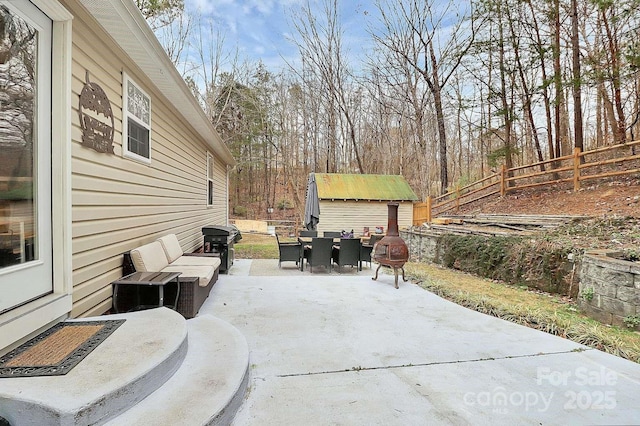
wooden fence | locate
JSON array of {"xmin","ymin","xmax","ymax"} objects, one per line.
[{"xmin": 413, "ymin": 140, "xmax": 640, "ymax": 225}]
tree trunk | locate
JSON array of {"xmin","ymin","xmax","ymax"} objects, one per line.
[
  {"xmin": 497, "ymin": 2, "xmax": 514, "ymax": 181},
  {"xmin": 429, "ymin": 43, "xmax": 449, "ymax": 195},
  {"xmin": 526, "ymin": 0, "xmax": 554, "ymax": 162},
  {"xmin": 553, "ymin": 0, "xmax": 563, "ymax": 158},
  {"xmin": 601, "ymin": 7, "xmax": 627, "ymax": 143},
  {"xmin": 506, "ymin": 4, "xmax": 545, "ymax": 170},
  {"xmin": 571, "ymin": 0, "xmax": 584, "ymax": 154}
]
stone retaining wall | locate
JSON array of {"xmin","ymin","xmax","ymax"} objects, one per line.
[
  {"xmin": 400, "ymin": 228, "xmax": 578, "ymax": 296},
  {"xmin": 401, "ymin": 230, "xmax": 639, "ymax": 329},
  {"xmin": 400, "ymin": 229, "xmax": 442, "ymax": 263},
  {"xmin": 578, "ymin": 250, "xmax": 640, "ymax": 329}
]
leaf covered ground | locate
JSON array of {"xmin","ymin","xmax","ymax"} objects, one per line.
[
  {"xmin": 458, "ymin": 177, "xmax": 640, "ymax": 253},
  {"xmin": 460, "ymin": 178, "xmax": 640, "ymax": 219}
]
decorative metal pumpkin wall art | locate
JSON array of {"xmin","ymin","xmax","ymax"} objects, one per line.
[{"xmin": 78, "ymin": 71, "xmax": 115, "ymax": 154}]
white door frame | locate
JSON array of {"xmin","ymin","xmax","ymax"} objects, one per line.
[
  {"xmin": 0, "ymin": 0, "xmax": 53, "ymax": 311},
  {"xmin": 0, "ymin": 0, "xmax": 72, "ymax": 353}
]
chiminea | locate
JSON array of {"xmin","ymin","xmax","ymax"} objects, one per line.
[{"xmin": 372, "ymin": 202, "xmax": 409, "ymax": 288}]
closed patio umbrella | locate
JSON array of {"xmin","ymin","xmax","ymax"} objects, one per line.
[{"xmin": 304, "ymin": 173, "xmax": 320, "ymax": 230}]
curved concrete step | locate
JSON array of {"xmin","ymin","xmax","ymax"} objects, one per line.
[
  {"xmin": 104, "ymin": 314, "xmax": 250, "ymax": 426},
  {"xmin": 0, "ymin": 308, "xmax": 188, "ymax": 426}
]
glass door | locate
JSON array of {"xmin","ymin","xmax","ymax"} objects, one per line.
[{"xmin": 0, "ymin": 0, "xmax": 53, "ymax": 313}]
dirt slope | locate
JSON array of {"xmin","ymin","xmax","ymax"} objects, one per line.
[{"xmin": 458, "ymin": 178, "xmax": 640, "ymax": 218}]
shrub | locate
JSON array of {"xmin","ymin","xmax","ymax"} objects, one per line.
[
  {"xmin": 581, "ymin": 287, "xmax": 594, "ymax": 301},
  {"xmin": 277, "ymin": 199, "xmax": 293, "ymax": 210},
  {"xmin": 623, "ymin": 249, "xmax": 639, "ymax": 262},
  {"xmin": 233, "ymin": 206, "xmax": 247, "ymax": 217},
  {"xmin": 623, "ymin": 315, "xmax": 640, "ymax": 329}
]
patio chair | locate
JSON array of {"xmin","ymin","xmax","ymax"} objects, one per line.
[
  {"xmin": 368, "ymin": 234, "xmax": 384, "ymax": 247},
  {"xmin": 323, "ymin": 231, "xmax": 342, "ymax": 238},
  {"xmin": 0, "ymin": 223, "xmax": 21, "ymax": 267},
  {"xmin": 276, "ymin": 234, "xmax": 303, "ymax": 270},
  {"xmin": 360, "ymin": 243, "xmax": 373, "ymax": 270},
  {"xmin": 332, "ymin": 238, "xmax": 361, "ymax": 272},
  {"xmin": 304, "ymin": 237, "xmax": 333, "ymax": 273},
  {"xmin": 299, "ymin": 230, "xmax": 318, "ymax": 237},
  {"xmin": 369, "ymin": 235, "xmax": 384, "ymax": 246},
  {"xmin": 360, "ymin": 234, "xmax": 383, "ymax": 270},
  {"xmin": 0, "ymin": 231, "xmax": 19, "ymax": 267}
]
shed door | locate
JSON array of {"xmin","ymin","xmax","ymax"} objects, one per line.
[{"xmin": 0, "ymin": 0, "xmax": 53, "ymax": 313}]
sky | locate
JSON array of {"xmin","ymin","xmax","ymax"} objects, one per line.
[{"xmin": 184, "ymin": 0, "xmax": 379, "ymax": 72}]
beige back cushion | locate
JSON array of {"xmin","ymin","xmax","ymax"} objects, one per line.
[
  {"xmin": 130, "ymin": 241, "xmax": 169, "ymax": 272},
  {"xmin": 157, "ymin": 234, "xmax": 184, "ymax": 263}
]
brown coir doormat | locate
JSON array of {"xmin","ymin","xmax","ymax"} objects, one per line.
[{"xmin": 0, "ymin": 320, "xmax": 125, "ymax": 378}]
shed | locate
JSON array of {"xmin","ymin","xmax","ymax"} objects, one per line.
[{"xmin": 308, "ymin": 173, "xmax": 418, "ymax": 236}]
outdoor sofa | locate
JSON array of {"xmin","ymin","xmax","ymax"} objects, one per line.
[{"xmin": 122, "ymin": 234, "xmax": 221, "ymax": 318}]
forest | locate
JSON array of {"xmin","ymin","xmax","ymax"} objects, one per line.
[{"xmin": 137, "ymin": 0, "xmax": 640, "ymax": 220}]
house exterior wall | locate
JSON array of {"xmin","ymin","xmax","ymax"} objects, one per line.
[
  {"xmin": 67, "ymin": 4, "xmax": 229, "ymax": 318},
  {"xmin": 316, "ymin": 201, "xmax": 414, "ymax": 236}
]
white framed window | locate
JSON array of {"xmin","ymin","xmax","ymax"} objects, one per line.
[
  {"xmin": 122, "ymin": 73, "xmax": 151, "ymax": 163},
  {"xmin": 207, "ymin": 152, "xmax": 214, "ymax": 206}
]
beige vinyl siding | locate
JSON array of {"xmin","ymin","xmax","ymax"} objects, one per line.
[
  {"xmin": 316, "ymin": 201, "xmax": 414, "ymax": 236},
  {"xmin": 69, "ymin": 10, "xmax": 228, "ymax": 318}
]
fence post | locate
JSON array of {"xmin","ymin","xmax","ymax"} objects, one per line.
[
  {"xmin": 500, "ymin": 164, "xmax": 506, "ymax": 196},
  {"xmin": 455, "ymin": 184, "xmax": 460, "ymax": 212},
  {"xmin": 426, "ymin": 196, "xmax": 432, "ymax": 223},
  {"xmin": 573, "ymin": 147, "xmax": 581, "ymax": 191}
]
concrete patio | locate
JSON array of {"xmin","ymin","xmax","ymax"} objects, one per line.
[
  {"xmin": 201, "ymin": 259, "xmax": 640, "ymax": 425},
  {"xmin": 1, "ymin": 258, "xmax": 639, "ymax": 425}
]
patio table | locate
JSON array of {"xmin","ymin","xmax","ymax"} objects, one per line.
[
  {"xmin": 112, "ymin": 271, "xmax": 181, "ymax": 313},
  {"xmin": 299, "ymin": 237, "xmax": 369, "ymax": 272},
  {"xmin": 298, "ymin": 237, "xmax": 341, "ymax": 255}
]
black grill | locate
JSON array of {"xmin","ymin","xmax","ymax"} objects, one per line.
[{"xmin": 202, "ymin": 225, "xmax": 241, "ymax": 273}]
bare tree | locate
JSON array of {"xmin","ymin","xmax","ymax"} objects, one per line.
[
  {"xmin": 371, "ymin": 0, "xmax": 479, "ymax": 194},
  {"xmin": 365, "ymin": 32, "xmax": 434, "ymax": 197},
  {"xmin": 188, "ymin": 15, "xmax": 241, "ymax": 128},
  {"xmin": 570, "ymin": 0, "xmax": 584, "ymax": 153},
  {"xmin": 153, "ymin": 10, "xmax": 192, "ymax": 67},
  {"xmin": 597, "ymin": 1, "xmax": 628, "ymax": 143},
  {"xmin": 552, "ymin": 0, "xmax": 564, "ymax": 157},
  {"xmin": 289, "ymin": 0, "xmax": 365, "ymax": 173},
  {"xmin": 504, "ymin": 0, "xmax": 545, "ymax": 170},
  {"xmin": 135, "ymin": 0, "xmax": 184, "ymax": 30},
  {"xmin": 520, "ymin": 0, "xmax": 556, "ymax": 161},
  {"xmin": 496, "ymin": 0, "xmax": 516, "ymax": 176}
]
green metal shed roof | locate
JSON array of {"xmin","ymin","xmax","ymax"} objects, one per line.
[{"xmin": 314, "ymin": 173, "xmax": 418, "ymax": 201}]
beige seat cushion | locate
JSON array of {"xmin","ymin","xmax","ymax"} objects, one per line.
[
  {"xmin": 162, "ymin": 265, "xmax": 214, "ymax": 287},
  {"xmin": 157, "ymin": 234, "xmax": 184, "ymax": 263},
  {"xmin": 170, "ymin": 256, "xmax": 221, "ymax": 269},
  {"xmin": 130, "ymin": 241, "xmax": 169, "ymax": 272}
]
